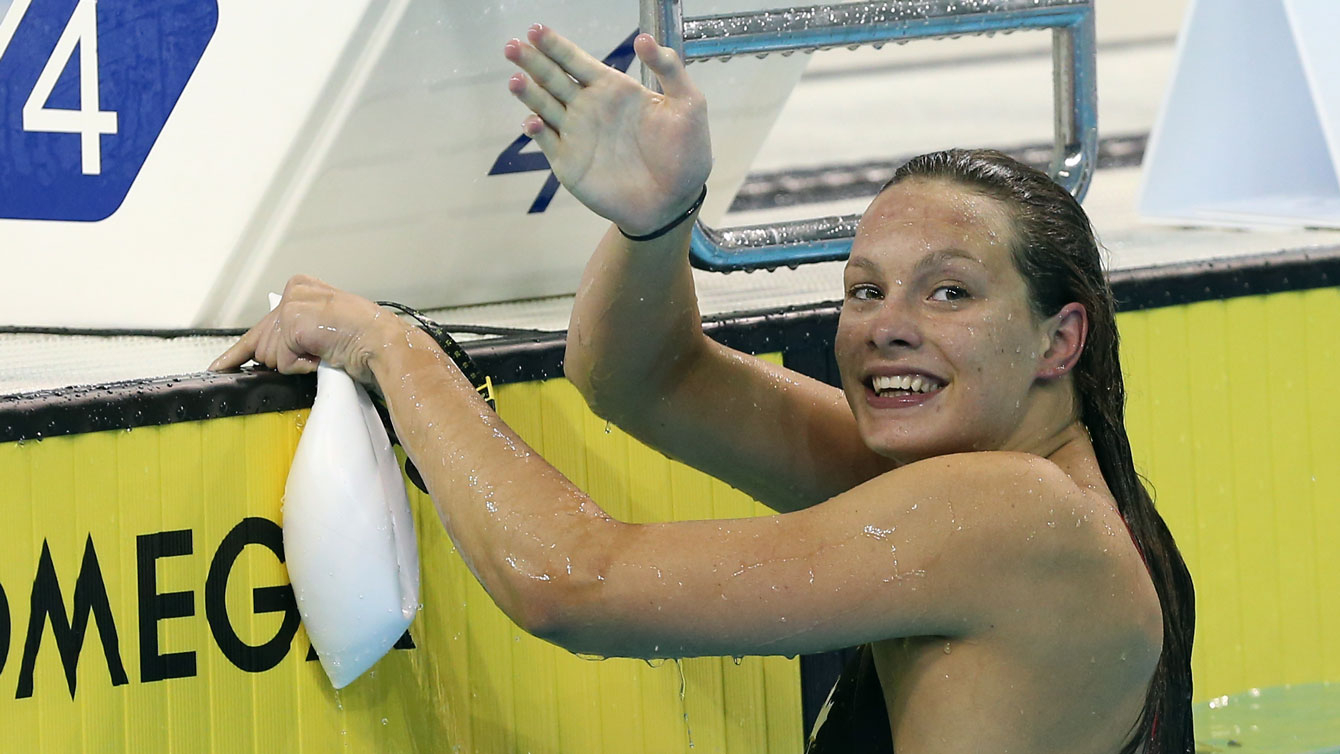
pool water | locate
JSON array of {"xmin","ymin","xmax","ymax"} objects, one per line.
[{"xmin": 1194, "ymin": 683, "xmax": 1340, "ymax": 753}]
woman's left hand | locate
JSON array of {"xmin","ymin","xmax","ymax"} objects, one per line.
[{"xmin": 207, "ymin": 275, "xmax": 407, "ymax": 383}]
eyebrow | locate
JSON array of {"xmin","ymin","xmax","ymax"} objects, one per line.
[
  {"xmin": 912, "ymin": 248, "xmax": 986, "ymax": 276},
  {"xmin": 846, "ymin": 256, "xmax": 879, "ymax": 273},
  {"xmin": 846, "ymin": 248, "xmax": 986, "ymax": 276}
]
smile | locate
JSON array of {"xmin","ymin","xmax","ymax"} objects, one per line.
[{"xmin": 864, "ymin": 372, "xmax": 947, "ymax": 408}]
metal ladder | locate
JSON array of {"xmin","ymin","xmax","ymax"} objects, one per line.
[{"xmin": 640, "ymin": 0, "xmax": 1097, "ymax": 272}]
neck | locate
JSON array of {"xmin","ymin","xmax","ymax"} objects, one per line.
[
  {"xmin": 1002, "ymin": 378, "xmax": 1087, "ymax": 460},
  {"xmin": 1033, "ymin": 420, "xmax": 1091, "ymax": 461}
]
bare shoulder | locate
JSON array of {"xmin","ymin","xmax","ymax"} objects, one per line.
[
  {"xmin": 878, "ymin": 450, "xmax": 1096, "ymax": 532},
  {"xmin": 868, "ymin": 453, "xmax": 1163, "ymax": 752},
  {"xmin": 872, "ymin": 451, "xmax": 1150, "ymax": 613},
  {"xmin": 920, "ymin": 451, "xmax": 1164, "ymax": 653}
]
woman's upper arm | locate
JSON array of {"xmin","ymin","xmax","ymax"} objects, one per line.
[
  {"xmin": 536, "ymin": 453, "xmax": 1091, "ymax": 659},
  {"xmin": 609, "ymin": 337, "xmax": 893, "ymax": 513}
]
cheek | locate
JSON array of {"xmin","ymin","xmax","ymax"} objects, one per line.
[
  {"xmin": 833, "ymin": 318, "xmax": 862, "ymax": 369},
  {"xmin": 941, "ymin": 318, "xmax": 1032, "ymax": 388}
]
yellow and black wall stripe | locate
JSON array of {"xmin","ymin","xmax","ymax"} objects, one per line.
[{"xmin": 2, "ymin": 246, "xmax": 1339, "ymax": 751}]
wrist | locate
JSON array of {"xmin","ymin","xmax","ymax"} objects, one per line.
[
  {"xmin": 618, "ymin": 185, "xmax": 707, "ymax": 242},
  {"xmin": 360, "ymin": 309, "xmax": 419, "ymax": 377},
  {"xmin": 366, "ymin": 302, "xmax": 497, "ymax": 410}
]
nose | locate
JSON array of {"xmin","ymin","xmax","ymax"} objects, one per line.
[{"xmin": 867, "ymin": 302, "xmax": 923, "ymax": 352}]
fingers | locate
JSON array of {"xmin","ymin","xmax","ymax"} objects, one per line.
[
  {"xmin": 522, "ymin": 114, "xmax": 559, "ymax": 151},
  {"xmin": 277, "ymin": 350, "xmax": 320, "ymax": 376},
  {"xmin": 209, "ymin": 275, "xmax": 324, "ymax": 373},
  {"xmin": 508, "ymin": 73, "xmax": 566, "ymax": 132},
  {"xmin": 634, "ymin": 33, "xmax": 696, "ymax": 100},
  {"xmin": 208, "ymin": 321, "xmax": 263, "ymax": 372},
  {"xmin": 504, "ymin": 37, "xmax": 581, "ymax": 104},
  {"xmin": 527, "ymin": 24, "xmax": 607, "ymax": 85}
]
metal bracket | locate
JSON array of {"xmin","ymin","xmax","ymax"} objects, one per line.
[{"xmin": 641, "ymin": 0, "xmax": 1097, "ymax": 271}]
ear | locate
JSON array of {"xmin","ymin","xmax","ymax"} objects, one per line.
[{"xmin": 1036, "ymin": 302, "xmax": 1087, "ymax": 379}]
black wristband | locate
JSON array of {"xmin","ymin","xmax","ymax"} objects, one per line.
[
  {"xmin": 375, "ymin": 300, "xmax": 495, "ymax": 411},
  {"xmin": 618, "ymin": 185, "xmax": 708, "ymax": 242}
]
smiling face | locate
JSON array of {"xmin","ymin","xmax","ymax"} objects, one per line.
[{"xmin": 836, "ymin": 177, "xmax": 1079, "ymax": 463}]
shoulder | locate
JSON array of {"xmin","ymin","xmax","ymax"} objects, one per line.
[
  {"xmin": 865, "ymin": 450, "xmax": 1108, "ymax": 574},
  {"xmin": 876, "ymin": 450, "xmax": 1089, "ymax": 520}
]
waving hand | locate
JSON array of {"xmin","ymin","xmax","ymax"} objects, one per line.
[{"xmin": 504, "ymin": 25, "xmax": 712, "ymax": 236}]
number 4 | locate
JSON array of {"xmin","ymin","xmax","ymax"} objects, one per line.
[{"xmin": 22, "ymin": 0, "xmax": 118, "ymax": 175}]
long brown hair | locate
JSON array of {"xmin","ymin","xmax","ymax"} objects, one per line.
[{"xmin": 885, "ymin": 149, "xmax": 1195, "ymax": 753}]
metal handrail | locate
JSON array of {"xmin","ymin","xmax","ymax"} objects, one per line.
[{"xmin": 640, "ymin": 0, "xmax": 1097, "ymax": 272}]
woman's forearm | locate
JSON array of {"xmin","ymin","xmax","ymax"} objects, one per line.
[
  {"xmin": 564, "ymin": 218, "xmax": 707, "ymax": 420},
  {"xmin": 369, "ymin": 324, "xmax": 622, "ymax": 635}
]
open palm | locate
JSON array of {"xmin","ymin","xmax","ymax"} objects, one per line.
[{"xmin": 505, "ymin": 26, "xmax": 713, "ymax": 235}]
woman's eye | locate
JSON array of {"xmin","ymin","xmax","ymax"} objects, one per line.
[
  {"xmin": 929, "ymin": 285, "xmax": 969, "ymax": 303},
  {"xmin": 847, "ymin": 284, "xmax": 882, "ymax": 302}
]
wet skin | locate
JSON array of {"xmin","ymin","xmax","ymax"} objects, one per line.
[
  {"xmin": 831, "ymin": 180, "xmax": 1163, "ymax": 752},
  {"xmin": 213, "ymin": 26, "xmax": 1166, "ymax": 754},
  {"xmin": 837, "ymin": 177, "xmax": 1082, "ymax": 465}
]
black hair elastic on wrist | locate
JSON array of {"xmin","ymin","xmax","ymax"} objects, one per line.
[
  {"xmin": 375, "ymin": 301, "xmax": 495, "ymax": 411},
  {"xmin": 618, "ymin": 185, "xmax": 708, "ymax": 242}
]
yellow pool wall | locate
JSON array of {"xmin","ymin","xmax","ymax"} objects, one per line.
[{"xmin": 2, "ymin": 287, "xmax": 1339, "ymax": 750}]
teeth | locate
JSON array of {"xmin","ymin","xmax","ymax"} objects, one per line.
[{"xmin": 871, "ymin": 374, "xmax": 942, "ymax": 394}]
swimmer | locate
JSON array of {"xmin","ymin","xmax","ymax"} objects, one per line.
[{"xmin": 211, "ymin": 25, "xmax": 1193, "ymax": 754}]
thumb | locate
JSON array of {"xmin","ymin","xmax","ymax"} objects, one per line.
[{"xmin": 634, "ymin": 34, "xmax": 696, "ymax": 100}]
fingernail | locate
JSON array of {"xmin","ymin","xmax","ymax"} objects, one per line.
[{"xmin": 207, "ymin": 359, "xmax": 221, "ymax": 372}]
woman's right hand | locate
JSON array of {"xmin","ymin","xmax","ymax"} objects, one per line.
[{"xmin": 504, "ymin": 25, "xmax": 712, "ymax": 236}]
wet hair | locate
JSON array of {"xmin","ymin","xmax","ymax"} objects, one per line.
[{"xmin": 883, "ymin": 149, "xmax": 1195, "ymax": 753}]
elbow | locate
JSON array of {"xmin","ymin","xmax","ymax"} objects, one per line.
[
  {"xmin": 563, "ymin": 346, "xmax": 632, "ymax": 424},
  {"xmin": 563, "ymin": 340, "xmax": 606, "ymax": 411},
  {"xmin": 506, "ymin": 576, "xmax": 592, "ymax": 654},
  {"xmin": 500, "ymin": 526, "xmax": 625, "ymax": 652},
  {"xmin": 520, "ymin": 598, "xmax": 582, "ymax": 652},
  {"xmin": 563, "ymin": 333, "xmax": 705, "ymax": 424},
  {"xmin": 513, "ymin": 591, "xmax": 566, "ymax": 645},
  {"xmin": 562, "ymin": 345, "xmax": 598, "ymax": 409}
]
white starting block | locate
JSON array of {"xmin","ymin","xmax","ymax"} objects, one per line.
[{"xmin": 1140, "ymin": 0, "xmax": 1340, "ymax": 229}]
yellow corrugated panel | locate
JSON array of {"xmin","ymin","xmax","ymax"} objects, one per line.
[
  {"xmin": 20, "ymin": 281, "xmax": 1340, "ymax": 744},
  {"xmin": 1118, "ymin": 288, "xmax": 1340, "ymax": 701},
  {"xmin": 489, "ymin": 361, "xmax": 803, "ymax": 754},
  {"xmin": 0, "ymin": 362, "xmax": 800, "ymax": 752},
  {"xmin": 1303, "ymin": 289, "xmax": 1340, "ymax": 684}
]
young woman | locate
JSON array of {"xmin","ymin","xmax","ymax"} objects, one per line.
[{"xmin": 212, "ymin": 26, "xmax": 1193, "ymax": 753}]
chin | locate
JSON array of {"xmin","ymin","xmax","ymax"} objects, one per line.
[{"xmin": 861, "ymin": 426, "xmax": 971, "ymax": 464}]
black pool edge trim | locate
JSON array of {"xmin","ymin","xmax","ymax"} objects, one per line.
[
  {"xmin": 0, "ymin": 369, "xmax": 318, "ymax": 444},
  {"xmin": 3, "ymin": 243, "xmax": 1340, "ymax": 443}
]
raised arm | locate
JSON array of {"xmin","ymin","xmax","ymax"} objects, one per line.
[{"xmin": 506, "ymin": 27, "xmax": 890, "ymax": 511}]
